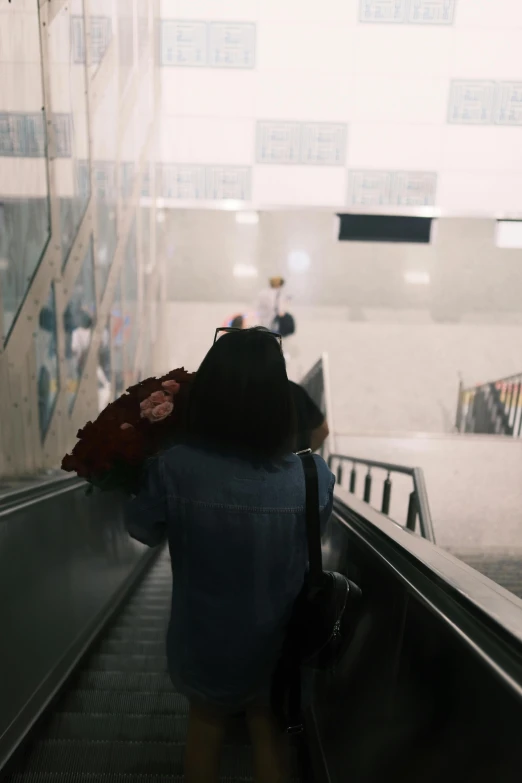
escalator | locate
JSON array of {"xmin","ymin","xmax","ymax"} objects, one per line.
[
  {"xmin": 2, "ymin": 476, "xmax": 522, "ymax": 783},
  {"xmin": 451, "ymin": 551, "xmax": 522, "ymax": 600},
  {"xmin": 3, "ymin": 549, "xmax": 302, "ymax": 782}
]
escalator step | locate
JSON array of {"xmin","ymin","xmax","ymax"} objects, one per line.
[
  {"xmin": 117, "ymin": 607, "xmax": 169, "ymax": 619},
  {"xmin": 75, "ymin": 671, "xmax": 174, "ymax": 692},
  {"xmin": 110, "ymin": 617, "xmax": 169, "ymax": 628},
  {"xmin": 98, "ymin": 640, "xmax": 166, "ymax": 655},
  {"xmin": 17, "ymin": 739, "xmax": 255, "ymax": 776},
  {"xmin": 88, "ymin": 653, "xmax": 167, "ymax": 672},
  {"xmin": 45, "ymin": 713, "xmax": 251, "ymax": 744},
  {"xmin": 45, "ymin": 714, "xmax": 194, "ymax": 742},
  {"xmin": 108, "ymin": 628, "xmax": 167, "ymax": 642},
  {"xmin": 6, "ymin": 775, "xmax": 300, "ymax": 783},
  {"xmin": 57, "ymin": 690, "xmax": 190, "ymax": 715}
]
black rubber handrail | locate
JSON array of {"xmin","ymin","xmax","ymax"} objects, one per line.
[{"xmin": 333, "ymin": 490, "xmax": 522, "ymax": 698}]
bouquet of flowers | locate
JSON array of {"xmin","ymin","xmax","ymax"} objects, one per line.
[{"xmin": 61, "ymin": 368, "xmax": 195, "ymax": 495}]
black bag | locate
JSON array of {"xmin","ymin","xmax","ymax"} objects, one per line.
[
  {"xmin": 273, "ymin": 312, "xmax": 295, "ymax": 337},
  {"xmin": 272, "ymin": 451, "xmax": 361, "ymax": 732}
]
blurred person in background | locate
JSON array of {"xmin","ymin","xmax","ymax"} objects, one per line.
[{"xmin": 256, "ymin": 276, "xmax": 290, "ymax": 330}]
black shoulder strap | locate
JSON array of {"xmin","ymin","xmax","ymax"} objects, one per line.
[{"xmin": 299, "ymin": 452, "xmax": 323, "ymax": 588}]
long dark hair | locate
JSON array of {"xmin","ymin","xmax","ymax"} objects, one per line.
[{"xmin": 187, "ymin": 328, "xmax": 295, "ymax": 460}]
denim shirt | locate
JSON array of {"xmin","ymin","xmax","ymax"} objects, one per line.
[{"xmin": 125, "ymin": 445, "xmax": 335, "ymax": 710}]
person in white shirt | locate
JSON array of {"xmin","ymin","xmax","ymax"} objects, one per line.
[{"xmin": 256, "ymin": 276, "xmax": 289, "ymax": 330}]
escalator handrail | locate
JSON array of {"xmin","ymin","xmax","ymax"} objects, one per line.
[
  {"xmin": 0, "ymin": 474, "xmax": 83, "ymax": 518},
  {"xmin": 333, "ymin": 487, "xmax": 522, "ymax": 698}
]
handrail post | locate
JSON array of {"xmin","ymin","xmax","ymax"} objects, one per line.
[
  {"xmin": 381, "ymin": 473, "xmax": 392, "ymax": 516},
  {"xmin": 455, "ymin": 377, "xmax": 464, "ymax": 432},
  {"xmin": 349, "ymin": 463, "xmax": 357, "ymax": 494},
  {"xmin": 406, "ymin": 492, "xmax": 418, "ymax": 532},
  {"xmin": 412, "ymin": 468, "xmax": 435, "ymax": 543},
  {"xmin": 364, "ymin": 469, "xmax": 372, "ymax": 503}
]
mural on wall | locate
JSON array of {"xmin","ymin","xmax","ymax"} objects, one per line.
[{"xmin": 0, "ymin": 0, "xmax": 164, "ymax": 477}]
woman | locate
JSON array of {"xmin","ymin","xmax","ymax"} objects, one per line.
[{"xmin": 125, "ymin": 327, "xmax": 335, "ymax": 783}]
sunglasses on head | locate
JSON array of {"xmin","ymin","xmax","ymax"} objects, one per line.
[{"xmin": 213, "ymin": 327, "xmax": 283, "ymax": 347}]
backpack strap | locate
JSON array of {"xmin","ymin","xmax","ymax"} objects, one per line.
[{"xmin": 299, "ymin": 451, "xmax": 323, "ymax": 590}]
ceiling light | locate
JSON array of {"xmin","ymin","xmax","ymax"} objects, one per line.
[
  {"xmin": 233, "ymin": 264, "xmax": 258, "ymax": 278},
  {"xmin": 236, "ymin": 211, "xmax": 259, "ymax": 225},
  {"xmin": 288, "ymin": 250, "xmax": 310, "ymax": 272},
  {"xmin": 404, "ymin": 270, "xmax": 430, "ymax": 285},
  {"xmin": 496, "ymin": 220, "xmax": 522, "ymax": 249},
  {"xmin": 223, "ymin": 200, "xmax": 243, "ymax": 211}
]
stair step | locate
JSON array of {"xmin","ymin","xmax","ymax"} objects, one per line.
[
  {"xmin": 87, "ymin": 654, "xmax": 167, "ymax": 672},
  {"xmin": 17, "ymin": 739, "xmax": 255, "ymax": 776},
  {"xmin": 110, "ymin": 617, "xmax": 168, "ymax": 629},
  {"xmin": 45, "ymin": 713, "xmax": 250, "ymax": 744},
  {"xmin": 75, "ymin": 671, "xmax": 174, "ymax": 692},
  {"xmin": 97, "ymin": 640, "xmax": 166, "ymax": 655},
  {"xmin": 5, "ymin": 775, "xmax": 299, "ymax": 783},
  {"xmin": 105, "ymin": 628, "xmax": 167, "ymax": 642},
  {"xmin": 57, "ymin": 690, "xmax": 189, "ymax": 716}
]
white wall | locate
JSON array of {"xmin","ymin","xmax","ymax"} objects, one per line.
[
  {"xmin": 335, "ymin": 433, "xmax": 522, "ymax": 551},
  {"xmin": 162, "ymin": 301, "xmax": 522, "ymax": 434},
  {"xmin": 160, "ymin": 210, "xmax": 522, "ymax": 433},
  {"xmin": 158, "ymin": 0, "xmax": 522, "ymax": 213}
]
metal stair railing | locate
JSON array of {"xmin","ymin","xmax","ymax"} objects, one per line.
[
  {"xmin": 328, "ymin": 453, "xmax": 435, "ymax": 543},
  {"xmin": 456, "ymin": 373, "xmax": 522, "ymax": 437}
]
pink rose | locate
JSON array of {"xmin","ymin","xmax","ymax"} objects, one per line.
[
  {"xmin": 162, "ymin": 380, "xmax": 180, "ymax": 395},
  {"xmin": 150, "ymin": 390, "xmax": 167, "ymax": 405},
  {"xmin": 140, "ymin": 397, "xmax": 154, "ymax": 412},
  {"xmin": 120, "ymin": 422, "xmax": 134, "ymax": 430},
  {"xmin": 141, "ymin": 400, "xmax": 174, "ymax": 423}
]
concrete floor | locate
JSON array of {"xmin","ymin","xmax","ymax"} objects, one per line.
[{"xmin": 334, "ymin": 433, "xmax": 522, "ymax": 552}]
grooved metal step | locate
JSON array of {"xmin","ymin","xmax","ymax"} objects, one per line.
[
  {"xmin": 5, "ymin": 551, "xmax": 303, "ymax": 782},
  {"xmin": 75, "ymin": 671, "xmax": 174, "ymax": 692},
  {"xmin": 57, "ymin": 689, "xmax": 189, "ymax": 716},
  {"xmin": 97, "ymin": 640, "xmax": 166, "ymax": 656},
  {"xmin": 18, "ymin": 740, "xmax": 255, "ymax": 776},
  {"xmin": 45, "ymin": 713, "xmax": 251, "ymax": 743},
  {"xmin": 88, "ymin": 654, "xmax": 167, "ymax": 672},
  {"xmin": 108, "ymin": 628, "xmax": 167, "ymax": 642},
  {"xmin": 6, "ymin": 776, "xmax": 301, "ymax": 783}
]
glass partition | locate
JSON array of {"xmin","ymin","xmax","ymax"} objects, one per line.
[
  {"xmin": 64, "ymin": 240, "xmax": 97, "ymax": 413},
  {"xmin": 49, "ymin": 1, "xmax": 91, "ymax": 268},
  {"xmin": 92, "ymin": 71, "xmax": 118, "ymax": 298},
  {"xmin": 123, "ymin": 220, "xmax": 138, "ymax": 385},
  {"xmin": 97, "ymin": 312, "xmax": 112, "ymax": 412},
  {"xmin": 112, "ymin": 274, "xmax": 125, "ymax": 396},
  {"xmin": 35, "ymin": 284, "xmax": 60, "ymax": 440},
  {"xmin": 117, "ymin": 0, "xmax": 135, "ymax": 99},
  {"xmin": 0, "ymin": 2, "xmax": 51, "ymax": 343},
  {"xmin": 137, "ymin": 0, "xmax": 150, "ymax": 61},
  {"xmin": 72, "ymin": 0, "xmax": 114, "ymax": 78}
]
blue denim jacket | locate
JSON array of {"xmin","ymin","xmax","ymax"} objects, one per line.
[{"xmin": 125, "ymin": 445, "xmax": 335, "ymax": 711}]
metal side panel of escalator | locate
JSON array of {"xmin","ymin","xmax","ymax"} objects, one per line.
[
  {"xmin": 0, "ymin": 479, "xmax": 305, "ymax": 782},
  {"xmin": 2, "ymin": 477, "xmax": 522, "ymax": 783},
  {"xmin": 2, "ymin": 550, "xmax": 302, "ymax": 781}
]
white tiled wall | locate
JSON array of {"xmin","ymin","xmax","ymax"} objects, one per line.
[{"xmin": 158, "ymin": 0, "xmax": 522, "ymax": 212}]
